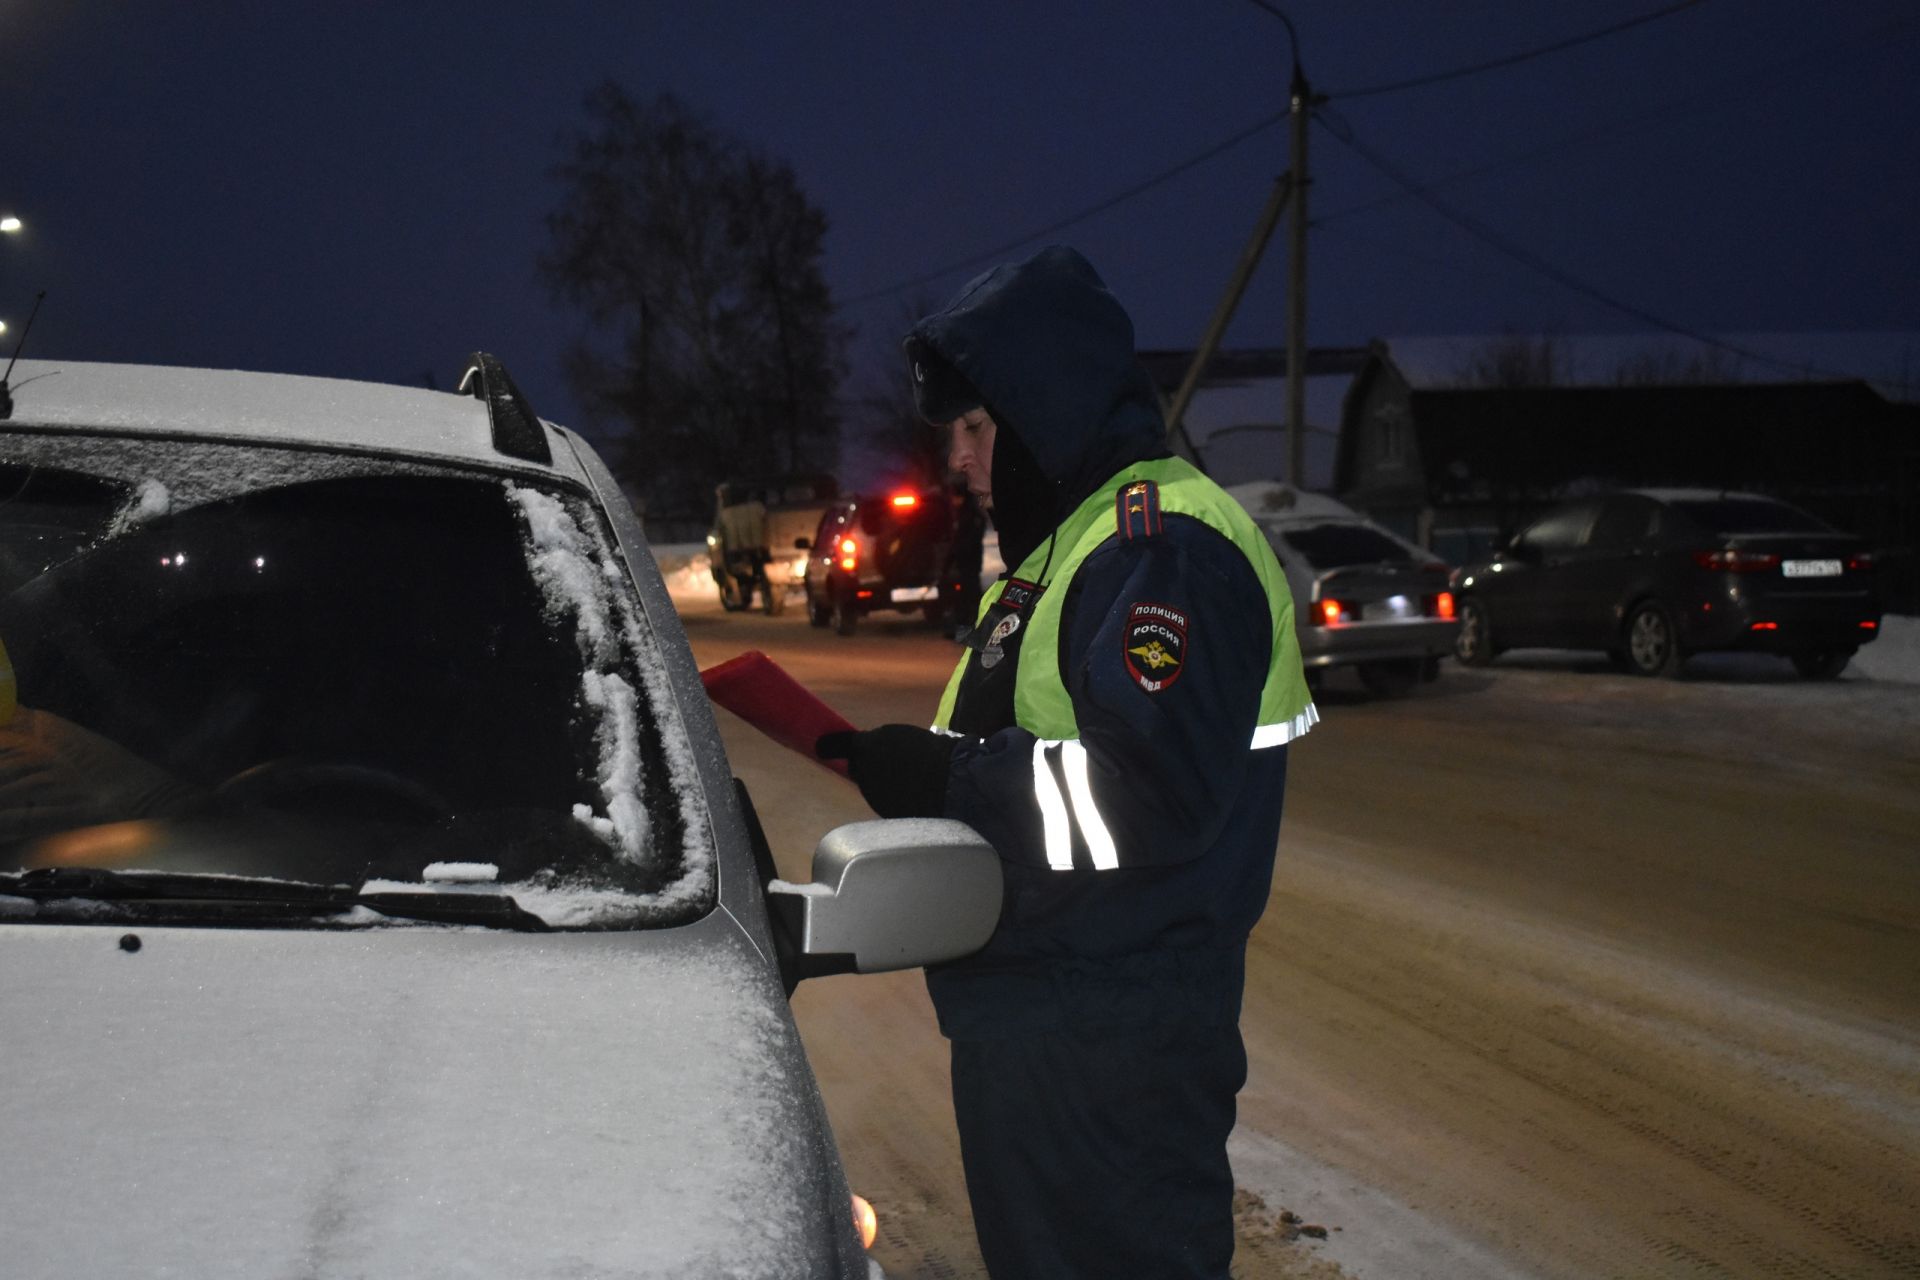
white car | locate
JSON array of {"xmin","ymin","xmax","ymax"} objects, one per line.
[
  {"xmin": 1229, "ymin": 481, "xmax": 1459, "ymax": 697},
  {"xmin": 0, "ymin": 356, "xmax": 1000, "ymax": 1278}
]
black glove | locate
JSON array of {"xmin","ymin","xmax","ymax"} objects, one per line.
[{"xmin": 816, "ymin": 724, "xmax": 956, "ymax": 819}]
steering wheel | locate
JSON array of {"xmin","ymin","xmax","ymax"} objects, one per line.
[{"xmin": 215, "ymin": 758, "xmax": 454, "ymax": 823}]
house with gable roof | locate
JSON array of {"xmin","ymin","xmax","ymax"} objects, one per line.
[
  {"xmin": 1145, "ymin": 333, "xmax": 1920, "ymax": 607},
  {"xmin": 1333, "ymin": 333, "xmax": 1920, "ymax": 607}
]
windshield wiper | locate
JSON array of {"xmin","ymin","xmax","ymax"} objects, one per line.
[{"xmin": 0, "ymin": 867, "xmax": 549, "ymax": 931}]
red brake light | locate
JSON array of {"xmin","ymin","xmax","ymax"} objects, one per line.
[
  {"xmin": 1694, "ymin": 549, "xmax": 1781, "ymax": 573},
  {"xmin": 1750, "ymin": 621, "xmax": 1779, "ymax": 631},
  {"xmin": 1314, "ymin": 599, "xmax": 1345, "ymax": 626},
  {"xmin": 1432, "ymin": 591, "xmax": 1456, "ymax": 620},
  {"xmin": 1860, "ymin": 620, "xmax": 1879, "ymax": 630},
  {"xmin": 889, "ymin": 492, "xmax": 919, "ymax": 510},
  {"xmin": 1848, "ymin": 553, "xmax": 1874, "ymax": 572},
  {"xmin": 837, "ymin": 537, "xmax": 858, "ymax": 572}
]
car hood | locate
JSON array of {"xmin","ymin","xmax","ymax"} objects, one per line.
[{"xmin": 0, "ymin": 918, "xmax": 856, "ymax": 1278}]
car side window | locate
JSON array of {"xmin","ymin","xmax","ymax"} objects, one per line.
[
  {"xmin": 1515, "ymin": 502, "xmax": 1598, "ymax": 555},
  {"xmin": 1587, "ymin": 499, "xmax": 1656, "ymax": 549}
]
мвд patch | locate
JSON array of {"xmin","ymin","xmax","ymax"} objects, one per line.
[{"xmin": 1123, "ymin": 601, "xmax": 1188, "ymax": 692}]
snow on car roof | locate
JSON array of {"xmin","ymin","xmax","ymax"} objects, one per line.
[
  {"xmin": 1628, "ymin": 487, "xmax": 1776, "ymax": 503},
  {"xmin": 1, "ymin": 358, "xmax": 582, "ymax": 478},
  {"xmin": 1225, "ymin": 480, "xmax": 1367, "ymax": 523}
]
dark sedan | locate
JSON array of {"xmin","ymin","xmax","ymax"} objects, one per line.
[{"xmin": 1451, "ymin": 489, "xmax": 1881, "ymax": 679}]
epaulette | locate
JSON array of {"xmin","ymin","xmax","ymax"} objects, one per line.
[{"xmin": 1115, "ymin": 478, "xmax": 1164, "ymax": 541}]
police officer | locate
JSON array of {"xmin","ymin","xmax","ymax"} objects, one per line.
[{"xmin": 818, "ymin": 246, "xmax": 1316, "ymax": 1279}]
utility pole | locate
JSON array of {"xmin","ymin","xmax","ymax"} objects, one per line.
[
  {"xmin": 1285, "ymin": 61, "xmax": 1313, "ymax": 489},
  {"xmin": 1164, "ymin": 173, "xmax": 1293, "ymax": 467}
]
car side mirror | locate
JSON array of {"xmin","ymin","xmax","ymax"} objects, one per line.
[
  {"xmin": 764, "ymin": 818, "xmax": 1001, "ymax": 992},
  {"xmin": 794, "ymin": 536, "xmax": 811, "ymax": 551}
]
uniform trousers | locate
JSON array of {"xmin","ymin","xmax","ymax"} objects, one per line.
[{"xmin": 947, "ymin": 974, "xmax": 1247, "ymax": 1279}]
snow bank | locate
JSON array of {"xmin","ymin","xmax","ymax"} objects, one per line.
[{"xmin": 1852, "ymin": 614, "xmax": 1919, "ymax": 685}]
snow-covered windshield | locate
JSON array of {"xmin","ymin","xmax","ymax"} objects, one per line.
[{"xmin": 0, "ymin": 438, "xmax": 712, "ymax": 929}]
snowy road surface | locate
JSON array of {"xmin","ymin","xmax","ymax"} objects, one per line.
[{"xmin": 669, "ymin": 567, "xmax": 1919, "ymax": 1280}]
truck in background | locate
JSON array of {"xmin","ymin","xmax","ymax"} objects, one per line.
[{"xmin": 708, "ymin": 474, "xmax": 839, "ymax": 615}]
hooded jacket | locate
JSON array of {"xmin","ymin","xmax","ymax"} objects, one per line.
[{"xmin": 906, "ymin": 247, "xmax": 1315, "ymax": 1038}]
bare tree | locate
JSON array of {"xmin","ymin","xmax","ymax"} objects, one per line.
[
  {"xmin": 1453, "ymin": 334, "xmax": 1567, "ymax": 388},
  {"xmin": 541, "ymin": 84, "xmax": 846, "ymax": 526},
  {"xmin": 1612, "ymin": 343, "xmax": 1745, "ymax": 386},
  {"xmin": 844, "ymin": 293, "xmax": 951, "ymax": 488}
]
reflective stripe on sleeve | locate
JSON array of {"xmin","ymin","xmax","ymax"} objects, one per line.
[
  {"xmin": 1058, "ymin": 740, "xmax": 1119, "ymax": 870},
  {"xmin": 1250, "ymin": 703, "xmax": 1319, "ymax": 749},
  {"xmin": 1031, "ymin": 739, "xmax": 1076, "ymax": 871}
]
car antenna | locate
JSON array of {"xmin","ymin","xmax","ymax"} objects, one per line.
[{"xmin": 0, "ymin": 290, "xmax": 48, "ymax": 421}]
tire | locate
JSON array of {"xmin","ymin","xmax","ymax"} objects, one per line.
[
  {"xmin": 717, "ymin": 573, "xmax": 746, "ymax": 613},
  {"xmin": 1624, "ymin": 600, "xmax": 1684, "ymax": 677},
  {"xmin": 833, "ymin": 594, "xmax": 858, "ymax": 636},
  {"xmin": 806, "ymin": 588, "xmax": 831, "ymax": 628},
  {"xmin": 1790, "ymin": 649, "xmax": 1853, "ymax": 680},
  {"xmin": 1454, "ymin": 598, "xmax": 1496, "ymax": 666},
  {"xmin": 1357, "ymin": 659, "xmax": 1421, "ymax": 698}
]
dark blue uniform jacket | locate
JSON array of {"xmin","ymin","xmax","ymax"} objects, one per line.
[{"xmin": 911, "ymin": 247, "xmax": 1292, "ymax": 1040}]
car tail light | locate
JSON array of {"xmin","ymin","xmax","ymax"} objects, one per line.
[
  {"xmin": 851, "ymin": 1194, "xmax": 878, "ymax": 1249},
  {"xmin": 1314, "ymin": 599, "xmax": 1347, "ymax": 626},
  {"xmin": 889, "ymin": 491, "xmax": 919, "ymax": 510},
  {"xmin": 1750, "ymin": 621, "xmax": 1779, "ymax": 631},
  {"xmin": 1694, "ymin": 549, "xmax": 1781, "ymax": 573},
  {"xmin": 837, "ymin": 537, "xmax": 858, "ymax": 572},
  {"xmin": 1861, "ymin": 620, "xmax": 1879, "ymax": 631},
  {"xmin": 1848, "ymin": 553, "xmax": 1874, "ymax": 572},
  {"xmin": 1431, "ymin": 591, "xmax": 1456, "ymax": 620}
]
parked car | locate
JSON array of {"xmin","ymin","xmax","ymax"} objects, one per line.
[
  {"xmin": 1450, "ymin": 488, "xmax": 1882, "ymax": 678},
  {"xmin": 803, "ymin": 485, "xmax": 957, "ymax": 635},
  {"xmin": 0, "ymin": 356, "xmax": 1001, "ymax": 1278},
  {"xmin": 708, "ymin": 473, "xmax": 838, "ymax": 615},
  {"xmin": 1229, "ymin": 482, "xmax": 1458, "ymax": 697}
]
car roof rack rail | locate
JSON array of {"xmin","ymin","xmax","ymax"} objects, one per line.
[{"xmin": 458, "ymin": 351, "xmax": 552, "ymax": 465}]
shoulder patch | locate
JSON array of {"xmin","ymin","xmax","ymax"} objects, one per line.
[
  {"xmin": 1115, "ymin": 479, "xmax": 1164, "ymax": 541},
  {"xmin": 1123, "ymin": 601, "xmax": 1189, "ymax": 692}
]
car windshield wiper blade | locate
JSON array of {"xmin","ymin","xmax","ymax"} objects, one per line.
[
  {"xmin": 2, "ymin": 867, "xmax": 351, "ymax": 903},
  {"xmin": 0, "ymin": 868, "xmax": 549, "ymax": 931},
  {"xmin": 351, "ymin": 890, "xmax": 549, "ymax": 931}
]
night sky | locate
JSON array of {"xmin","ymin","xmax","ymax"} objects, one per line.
[{"xmin": 4, "ymin": 1, "xmax": 1915, "ymax": 471}]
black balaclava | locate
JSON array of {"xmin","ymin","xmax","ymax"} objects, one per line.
[{"xmin": 985, "ymin": 415, "xmax": 1059, "ymax": 571}]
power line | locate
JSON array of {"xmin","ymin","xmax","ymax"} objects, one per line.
[
  {"xmin": 1313, "ymin": 107, "xmax": 1878, "ymax": 385},
  {"xmin": 840, "ymin": 108, "xmax": 1287, "ymax": 307},
  {"xmin": 1328, "ymin": 0, "xmax": 1711, "ymax": 100},
  {"xmin": 839, "ymin": 1, "xmax": 1883, "ymax": 317},
  {"xmin": 1316, "ymin": 12, "xmax": 1920, "ymax": 227}
]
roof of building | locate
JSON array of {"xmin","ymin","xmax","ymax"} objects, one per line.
[{"xmin": 1367, "ymin": 332, "xmax": 1920, "ymax": 403}]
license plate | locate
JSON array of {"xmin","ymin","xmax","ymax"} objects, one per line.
[
  {"xmin": 1781, "ymin": 559, "xmax": 1842, "ymax": 578},
  {"xmin": 889, "ymin": 585, "xmax": 937, "ymax": 602}
]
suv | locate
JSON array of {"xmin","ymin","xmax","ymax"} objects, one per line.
[
  {"xmin": 803, "ymin": 485, "xmax": 957, "ymax": 635},
  {"xmin": 1451, "ymin": 489, "xmax": 1882, "ymax": 678},
  {"xmin": 1230, "ymin": 482, "xmax": 1459, "ymax": 697},
  {"xmin": 0, "ymin": 356, "xmax": 1000, "ymax": 1276}
]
